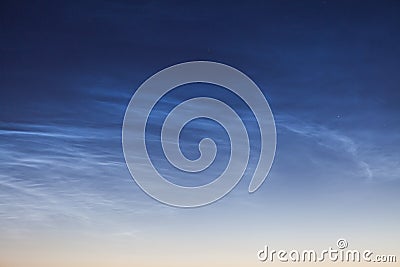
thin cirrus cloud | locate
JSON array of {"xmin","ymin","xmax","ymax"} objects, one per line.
[
  {"xmin": 1, "ymin": 1, "xmax": 399, "ymax": 265},
  {"xmin": 0, "ymin": 121, "xmax": 171, "ymax": 240}
]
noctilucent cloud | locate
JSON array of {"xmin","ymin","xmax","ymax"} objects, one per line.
[{"xmin": 1, "ymin": 1, "xmax": 399, "ymax": 266}]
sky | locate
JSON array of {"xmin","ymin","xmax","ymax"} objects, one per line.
[{"xmin": 0, "ymin": 0, "xmax": 399, "ymax": 266}]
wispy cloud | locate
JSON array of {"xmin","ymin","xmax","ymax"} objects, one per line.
[
  {"xmin": 276, "ymin": 114, "xmax": 399, "ymax": 182},
  {"xmin": 0, "ymin": 121, "xmax": 172, "ymax": 240}
]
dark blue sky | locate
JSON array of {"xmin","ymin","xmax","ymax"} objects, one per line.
[
  {"xmin": 0, "ymin": 1, "xmax": 399, "ymax": 265},
  {"xmin": 2, "ymin": 0, "xmax": 399, "ymax": 126}
]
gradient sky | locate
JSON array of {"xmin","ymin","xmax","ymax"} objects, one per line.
[{"xmin": 1, "ymin": 1, "xmax": 399, "ymax": 266}]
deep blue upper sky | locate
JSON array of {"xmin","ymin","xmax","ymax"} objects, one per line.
[{"xmin": 1, "ymin": 0, "xmax": 399, "ymax": 126}]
